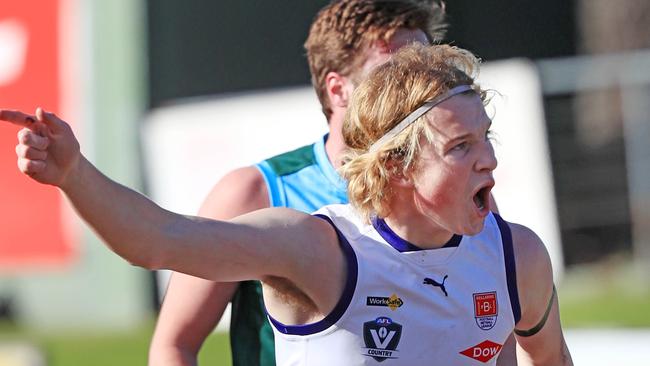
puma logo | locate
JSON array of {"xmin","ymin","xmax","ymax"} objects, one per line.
[{"xmin": 423, "ymin": 275, "xmax": 448, "ymax": 297}]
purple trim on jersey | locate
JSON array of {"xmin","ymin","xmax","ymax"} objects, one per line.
[
  {"xmin": 494, "ymin": 213, "xmax": 522, "ymax": 324},
  {"xmin": 372, "ymin": 217, "xmax": 462, "ymax": 252},
  {"xmin": 267, "ymin": 214, "xmax": 358, "ymax": 336}
]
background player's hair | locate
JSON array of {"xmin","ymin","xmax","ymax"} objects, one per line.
[
  {"xmin": 340, "ymin": 43, "xmax": 486, "ymax": 221},
  {"xmin": 304, "ymin": 0, "xmax": 447, "ymax": 120}
]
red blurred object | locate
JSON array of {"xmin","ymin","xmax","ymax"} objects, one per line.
[{"xmin": 0, "ymin": 0, "xmax": 76, "ymax": 271}]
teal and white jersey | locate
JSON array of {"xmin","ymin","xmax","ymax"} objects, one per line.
[
  {"xmin": 256, "ymin": 135, "xmax": 348, "ymax": 210},
  {"xmin": 229, "ymin": 135, "xmax": 348, "ymax": 366},
  {"xmin": 270, "ymin": 204, "xmax": 520, "ymax": 366}
]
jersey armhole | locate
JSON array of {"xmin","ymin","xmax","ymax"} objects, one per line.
[
  {"xmin": 255, "ymin": 161, "xmax": 286, "ymax": 207},
  {"xmin": 267, "ymin": 214, "xmax": 358, "ymax": 336},
  {"xmin": 493, "ymin": 213, "xmax": 522, "ymax": 324}
]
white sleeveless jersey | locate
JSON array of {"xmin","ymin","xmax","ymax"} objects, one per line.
[{"xmin": 270, "ymin": 204, "xmax": 521, "ymax": 365}]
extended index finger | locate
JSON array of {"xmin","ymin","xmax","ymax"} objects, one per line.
[{"xmin": 0, "ymin": 109, "xmax": 36, "ymax": 127}]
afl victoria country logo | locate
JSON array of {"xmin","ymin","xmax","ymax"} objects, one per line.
[{"xmin": 362, "ymin": 317, "xmax": 402, "ymax": 362}]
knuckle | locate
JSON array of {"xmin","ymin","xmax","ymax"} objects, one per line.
[
  {"xmin": 15, "ymin": 144, "xmax": 29, "ymax": 158},
  {"xmin": 26, "ymin": 159, "xmax": 43, "ymax": 173},
  {"xmin": 17, "ymin": 158, "xmax": 29, "ymax": 173},
  {"xmin": 17, "ymin": 129, "xmax": 30, "ymax": 143},
  {"xmin": 26, "ymin": 147, "xmax": 45, "ymax": 160}
]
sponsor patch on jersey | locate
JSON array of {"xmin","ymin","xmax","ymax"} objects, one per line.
[
  {"xmin": 473, "ymin": 291, "xmax": 498, "ymax": 330},
  {"xmin": 362, "ymin": 317, "xmax": 402, "ymax": 362},
  {"xmin": 459, "ymin": 340, "xmax": 503, "ymax": 363},
  {"xmin": 366, "ymin": 293, "xmax": 404, "ymax": 311}
]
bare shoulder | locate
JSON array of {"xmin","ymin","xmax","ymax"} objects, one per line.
[
  {"xmin": 199, "ymin": 166, "xmax": 269, "ymax": 219},
  {"xmin": 234, "ymin": 207, "xmax": 339, "ymax": 253},
  {"xmin": 232, "ymin": 207, "xmax": 341, "ymax": 277},
  {"xmin": 510, "ymin": 223, "xmax": 552, "ymax": 278},
  {"xmin": 509, "ymin": 222, "xmax": 554, "ymax": 329}
]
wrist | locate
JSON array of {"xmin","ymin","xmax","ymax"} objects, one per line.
[{"xmin": 58, "ymin": 154, "xmax": 86, "ymax": 192}]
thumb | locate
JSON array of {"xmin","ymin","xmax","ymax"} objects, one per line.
[{"xmin": 36, "ymin": 107, "xmax": 68, "ymax": 133}]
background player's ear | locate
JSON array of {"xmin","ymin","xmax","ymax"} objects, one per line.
[{"xmin": 325, "ymin": 71, "xmax": 353, "ymax": 109}]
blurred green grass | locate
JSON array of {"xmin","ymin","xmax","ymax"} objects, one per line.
[
  {"xmin": 1, "ymin": 260, "xmax": 648, "ymax": 365},
  {"xmin": 558, "ymin": 259, "xmax": 650, "ymax": 328},
  {"xmin": 0, "ymin": 320, "xmax": 231, "ymax": 366}
]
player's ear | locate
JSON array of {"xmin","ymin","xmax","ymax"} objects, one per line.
[
  {"xmin": 325, "ymin": 71, "xmax": 354, "ymax": 109},
  {"xmin": 388, "ymin": 158, "xmax": 413, "ymax": 188}
]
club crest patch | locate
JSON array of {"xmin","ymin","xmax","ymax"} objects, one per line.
[
  {"xmin": 362, "ymin": 317, "xmax": 402, "ymax": 362},
  {"xmin": 473, "ymin": 291, "xmax": 498, "ymax": 330}
]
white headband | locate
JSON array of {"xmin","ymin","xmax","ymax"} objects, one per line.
[{"xmin": 368, "ymin": 84, "xmax": 474, "ymax": 153}]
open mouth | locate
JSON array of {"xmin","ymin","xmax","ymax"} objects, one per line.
[{"xmin": 472, "ymin": 184, "xmax": 493, "ymax": 211}]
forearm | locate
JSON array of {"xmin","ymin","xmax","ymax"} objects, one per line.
[
  {"xmin": 4, "ymin": 109, "xmax": 270, "ymax": 279},
  {"xmin": 60, "ymin": 157, "xmax": 303, "ymax": 281},
  {"xmin": 62, "ymin": 156, "xmax": 182, "ymax": 269},
  {"xmin": 516, "ymin": 337, "xmax": 572, "ymax": 366}
]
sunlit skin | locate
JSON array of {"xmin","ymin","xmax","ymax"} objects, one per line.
[
  {"xmin": 385, "ymin": 93, "xmax": 497, "ymax": 249},
  {"xmin": 337, "ymin": 28, "xmax": 430, "ymax": 110},
  {"xmin": 360, "ymin": 28, "xmax": 430, "ymax": 75}
]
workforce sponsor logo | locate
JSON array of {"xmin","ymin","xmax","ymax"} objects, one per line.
[
  {"xmin": 362, "ymin": 316, "xmax": 402, "ymax": 362},
  {"xmin": 473, "ymin": 291, "xmax": 498, "ymax": 330},
  {"xmin": 459, "ymin": 340, "xmax": 502, "ymax": 363},
  {"xmin": 366, "ymin": 293, "xmax": 404, "ymax": 311}
]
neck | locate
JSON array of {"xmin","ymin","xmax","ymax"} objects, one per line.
[
  {"xmin": 384, "ymin": 189, "xmax": 454, "ymax": 249},
  {"xmin": 324, "ymin": 110, "xmax": 347, "ymax": 169}
]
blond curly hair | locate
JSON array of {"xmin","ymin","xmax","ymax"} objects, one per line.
[
  {"xmin": 340, "ymin": 43, "xmax": 487, "ymax": 221},
  {"xmin": 304, "ymin": 0, "xmax": 447, "ymax": 121}
]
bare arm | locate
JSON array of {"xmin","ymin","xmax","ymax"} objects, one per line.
[
  {"xmin": 149, "ymin": 167, "xmax": 269, "ymax": 366},
  {"xmin": 1, "ymin": 108, "xmax": 345, "ymax": 316},
  {"xmin": 511, "ymin": 223, "xmax": 573, "ymax": 366},
  {"xmin": 496, "ymin": 333, "xmax": 517, "ymax": 366}
]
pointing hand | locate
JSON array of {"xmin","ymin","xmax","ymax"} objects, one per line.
[{"xmin": 1, "ymin": 108, "xmax": 81, "ymax": 188}]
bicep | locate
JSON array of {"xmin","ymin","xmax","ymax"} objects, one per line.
[
  {"xmin": 515, "ymin": 294, "xmax": 572, "ymax": 365},
  {"xmin": 511, "ymin": 223, "xmax": 572, "ymax": 365},
  {"xmin": 160, "ymin": 208, "xmax": 334, "ymax": 284}
]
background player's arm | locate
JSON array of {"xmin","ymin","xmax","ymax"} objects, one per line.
[
  {"xmin": 511, "ymin": 223, "xmax": 573, "ymax": 366},
  {"xmin": 149, "ymin": 167, "xmax": 269, "ymax": 366}
]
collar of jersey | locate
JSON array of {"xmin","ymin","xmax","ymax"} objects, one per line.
[
  {"xmin": 314, "ymin": 134, "xmax": 348, "ymax": 195},
  {"xmin": 372, "ymin": 217, "xmax": 462, "ymax": 252}
]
